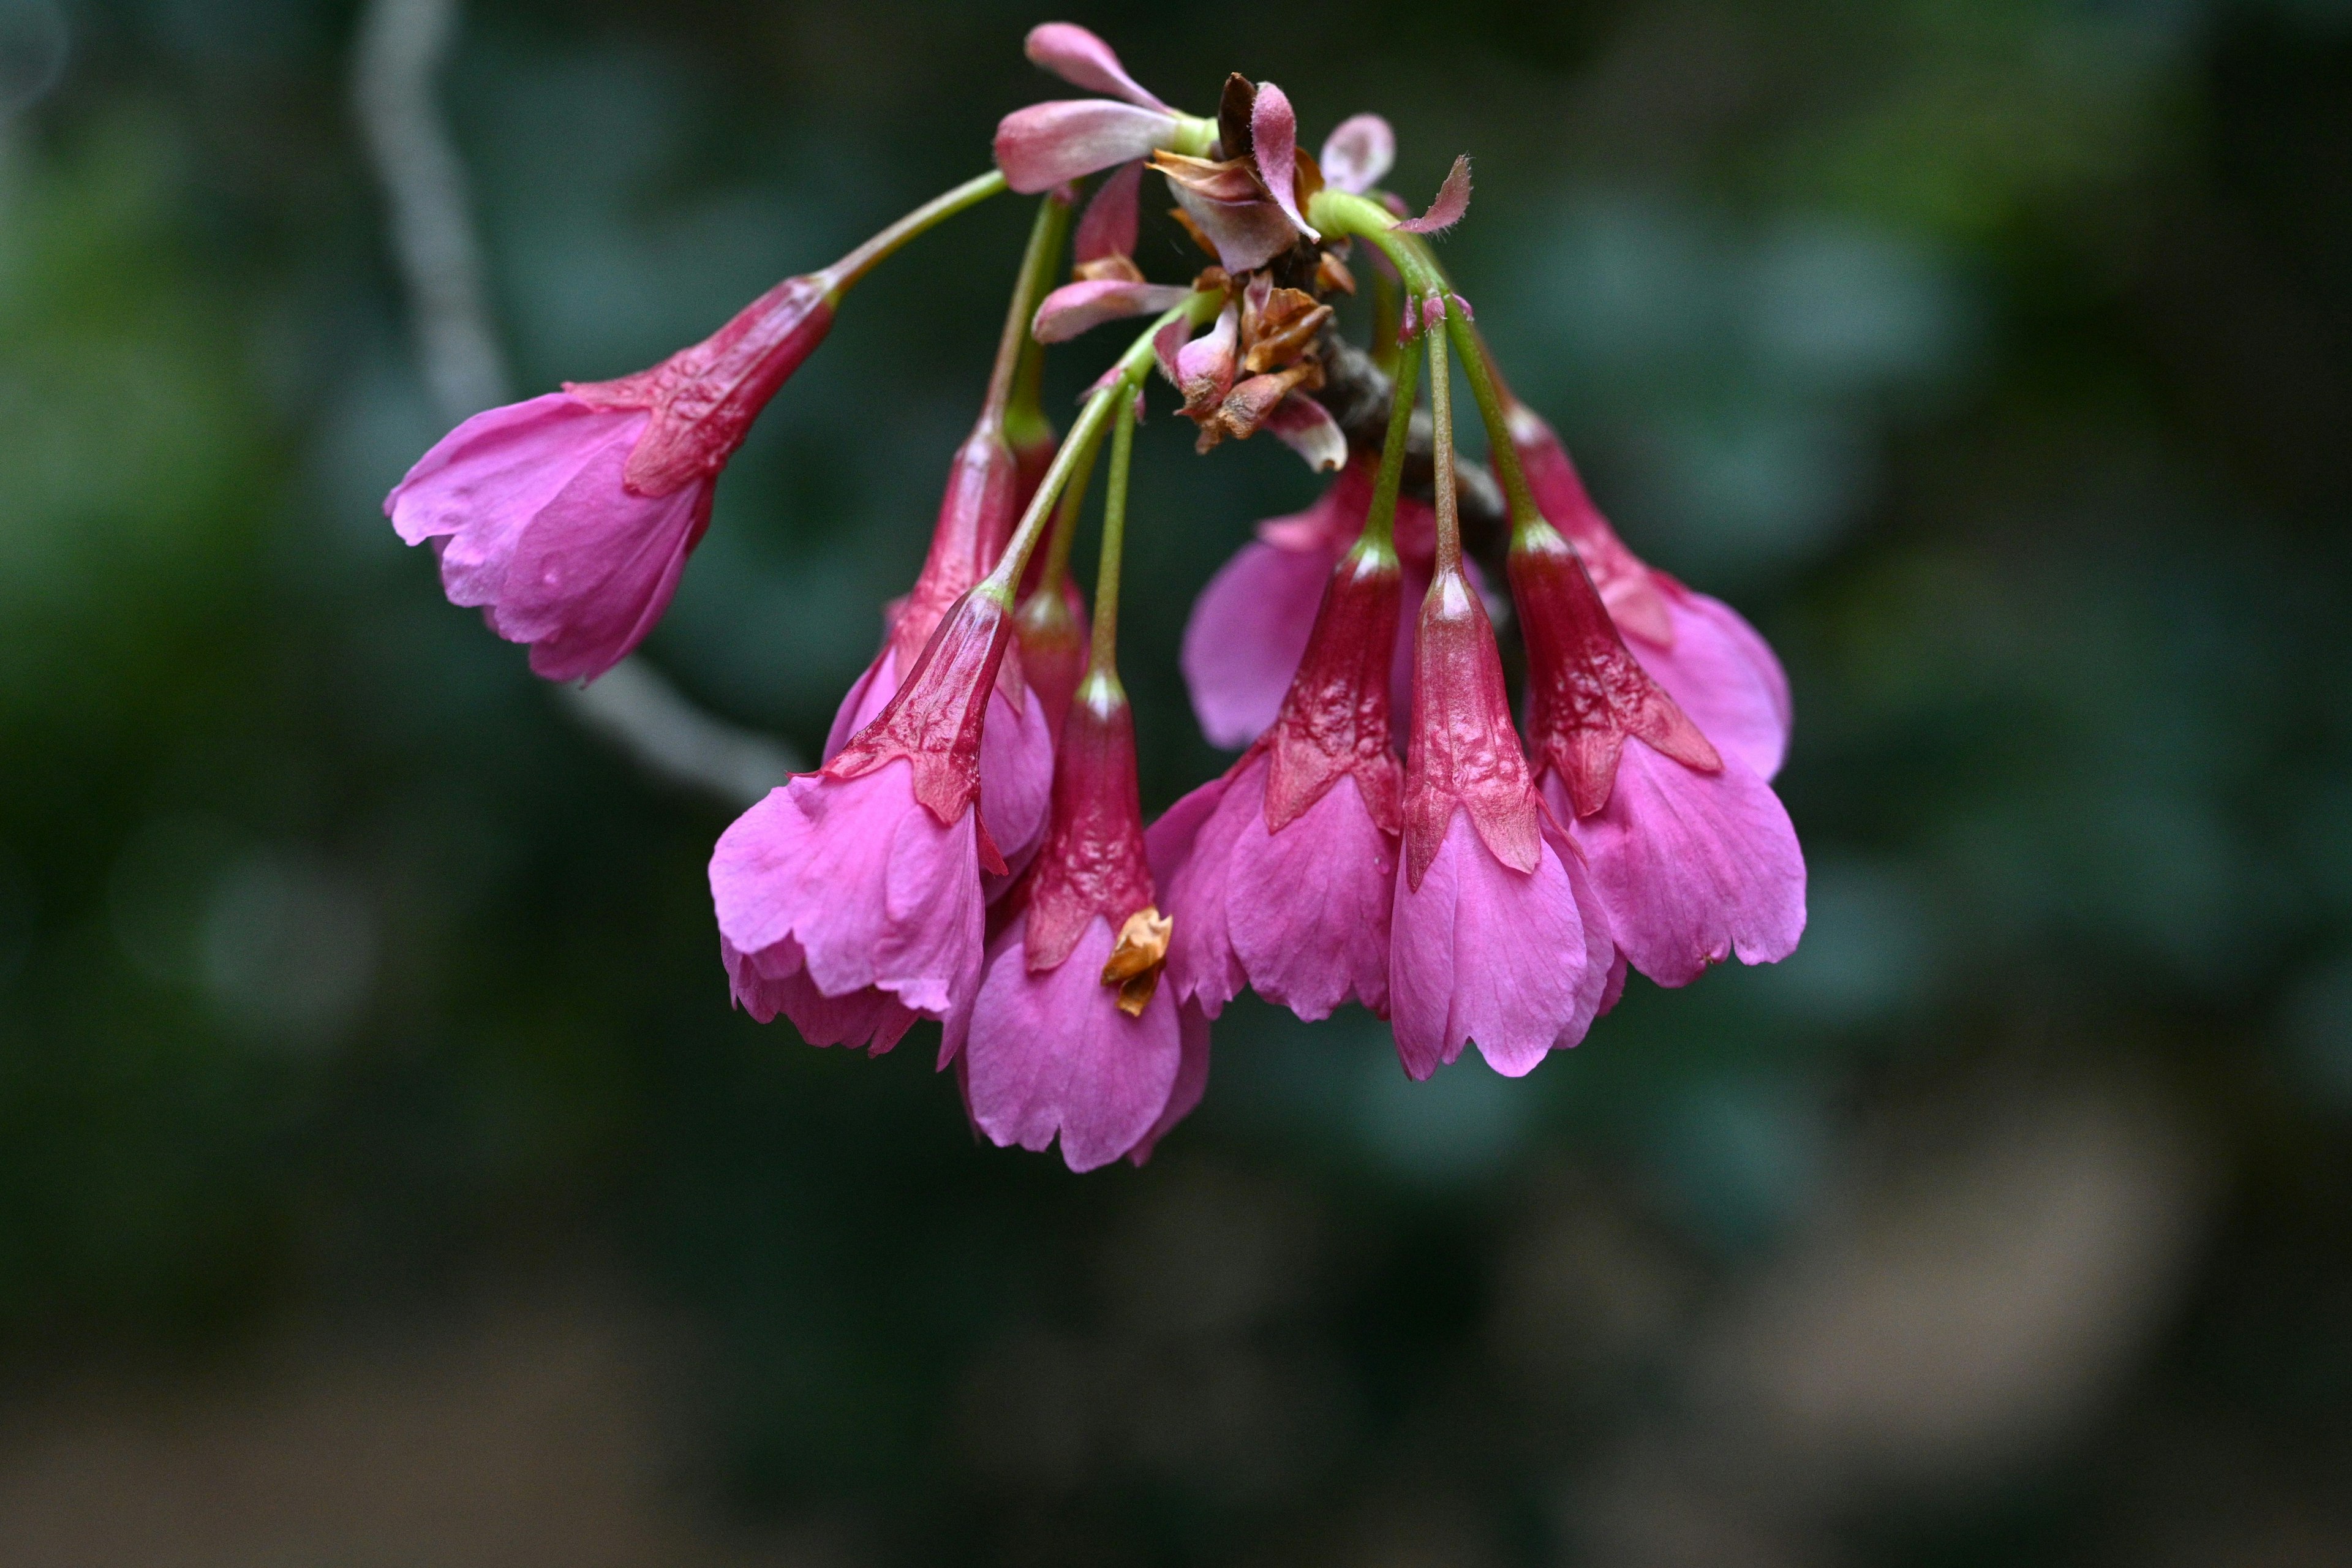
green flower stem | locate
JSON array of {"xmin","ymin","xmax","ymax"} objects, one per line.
[
  {"xmin": 981, "ymin": 291, "xmax": 1222, "ymax": 603},
  {"xmin": 1086, "ymin": 390, "xmax": 1138, "ymax": 690},
  {"xmin": 1444, "ymin": 315, "xmax": 1545, "ymax": 543},
  {"xmin": 1303, "ymin": 189, "xmax": 1446, "ymax": 298},
  {"xmin": 996, "ymin": 190, "xmax": 1076, "ymax": 430},
  {"xmin": 1356, "ymin": 330, "xmax": 1422, "ymax": 562},
  {"xmin": 826, "ymin": 170, "xmax": 1008, "ymax": 296},
  {"xmin": 1423, "ymin": 317, "xmax": 1463, "ymax": 574},
  {"xmin": 1033, "ymin": 415, "xmax": 1107, "ymax": 598}
]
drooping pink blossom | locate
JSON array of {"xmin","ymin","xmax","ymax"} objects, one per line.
[
  {"xmin": 824, "ymin": 417, "xmax": 1053, "ymax": 865},
  {"xmin": 1318, "ymin": 114, "xmax": 1395, "ymax": 195},
  {"xmin": 1389, "ymin": 563, "xmax": 1613, "ymax": 1078},
  {"xmin": 1512, "ymin": 525, "xmax": 1804, "ymax": 988},
  {"xmin": 1507, "ymin": 398, "xmax": 1792, "ymax": 778},
  {"xmin": 1156, "ymin": 540, "xmax": 1403, "ymax": 1021},
  {"xmin": 950, "ymin": 680, "xmax": 1199, "ymax": 1171},
  {"xmin": 388, "ymin": 273, "xmax": 833, "ymax": 682},
  {"xmin": 1179, "ymin": 454, "xmax": 1439, "ymax": 748},
  {"xmin": 712, "ymin": 588, "xmax": 1020, "ymax": 1051}
]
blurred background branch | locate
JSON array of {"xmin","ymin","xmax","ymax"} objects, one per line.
[{"xmin": 352, "ymin": 0, "xmax": 795, "ymax": 808}]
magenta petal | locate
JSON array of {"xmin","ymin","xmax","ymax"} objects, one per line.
[
  {"xmin": 1227, "ymin": 771, "xmax": 1396, "ymax": 1020},
  {"xmin": 709, "ymin": 763, "xmax": 984, "ymax": 1023},
  {"xmin": 962, "ymin": 914, "xmax": 1183, "ymax": 1172},
  {"xmin": 1182, "ymin": 538, "xmax": 1343, "ymax": 748},
  {"xmin": 1262, "ymin": 394, "xmax": 1346, "ymax": 473},
  {"xmin": 1153, "ymin": 767, "xmax": 1250, "ymax": 1016},
  {"xmin": 1393, "ymin": 154, "xmax": 1472, "ymax": 235},
  {"xmin": 824, "ymin": 646, "xmax": 897, "ymax": 764},
  {"xmin": 1553, "ymin": 745, "xmax": 1805, "ymax": 989},
  {"xmin": 1023, "ymin": 23, "xmax": 1170, "ymax": 111},
  {"xmin": 1032, "ymin": 277, "xmax": 1194, "ymax": 342},
  {"xmin": 1318, "ymin": 113, "xmax": 1395, "ymax": 194},
  {"xmin": 1128, "ymin": 1003, "xmax": 1211, "ymax": 1167},
  {"xmin": 1388, "ymin": 809, "xmax": 1595, "ymax": 1079},
  {"xmin": 1248, "ymin": 82, "xmax": 1318, "ymax": 241},
  {"xmin": 996, "ymin": 100, "xmax": 1180, "ymax": 194},
  {"xmin": 981, "ymin": 678, "xmax": 1055, "ymax": 867},
  {"xmin": 388, "ymin": 394, "xmax": 635, "ymax": 580},
  {"xmin": 1074, "ymin": 159, "xmax": 1145, "ymax": 262},
  {"xmin": 722, "ymin": 937, "xmax": 918, "ymax": 1054},
  {"xmin": 1634, "ymin": 590, "xmax": 1792, "ymax": 780}
]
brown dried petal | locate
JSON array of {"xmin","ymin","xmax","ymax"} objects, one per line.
[
  {"xmin": 1074, "ymin": 253, "xmax": 1147, "ymax": 284},
  {"xmin": 1316, "ymin": 252, "xmax": 1357, "ymax": 296},
  {"xmin": 1101, "ymin": 905, "xmax": 1174, "ymax": 1017}
]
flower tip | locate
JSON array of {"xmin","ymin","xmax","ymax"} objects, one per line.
[
  {"xmin": 1023, "ymin": 21, "xmax": 1170, "ymax": 111},
  {"xmin": 1319, "ymin": 113, "xmax": 1396, "ymax": 194},
  {"xmin": 1393, "ymin": 153, "xmax": 1472, "ymax": 235}
]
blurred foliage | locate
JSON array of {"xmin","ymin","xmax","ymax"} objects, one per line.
[{"xmin": 1, "ymin": 0, "xmax": 2350, "ymax": 1561}]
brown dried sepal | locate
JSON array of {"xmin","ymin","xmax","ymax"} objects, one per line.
[
  {"xmin": 1216, "ymin": 74, "xmax": 1257, "ymax": 162},
  {"xmin": 1316, "ymin": 252, "xmax": 1357, "ymax": 296},
  {"xmin": 1242, "ymin": 285, "xmax": 1333, "ymax": 374},
  {"xmin": 1150, "ymin": 151, "xmax": 1267, "ymax": 205},
  {"xmin": 1101, "ymin": 905, "xmax": 1174, "ymax": 1017},
  {"xmin": 1167, "ymin": 205, "xmax": 1219, "ymax": 258},
  {"xmin": 1191, "ymin": 265, "xmax": 1233, "ymax": 296},
  {"xmin": 1195, "ymin": 359, "xmax": 1324, "ymax": 453},
  {"xmin": 1074, "ymin": 254, "xmax": 1147, "ymax": 284}
]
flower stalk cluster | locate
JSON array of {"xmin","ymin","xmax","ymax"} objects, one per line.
[{"xmin": 383, "ymin": 23, "xmax": 1806, "ymax": 1170}]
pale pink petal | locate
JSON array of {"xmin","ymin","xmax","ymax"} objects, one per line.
[
  {"xmin": 1318, "ymin": 113, "xmax": 1395, "ymax": 194},
  {"xmin": 1388, "ymin": 809, "xmax": 1593, "ymax": 1079},
  {"xmin": 709, "ymin": 763, "xmax": 984, "ymax": 1023},
  {"xmin": 963, "ymin": 914, "xmax": 1183, "ymax": 1172},
  {"xmin": 1023, "ymin": 23, "xmax": 1170, "ymax": 111},
  {"xmin": 1227, "ymin": 770, "xmax": 1395, "ymax": 1020},
  {"xmin": 387, "ymin": 394, "xmax": 633, "ymax": 573},
  {"xmin": 1152, "ymin": 769, "xmax": 1250, "ymax": 1015},
  {"xmin": 1167, "ymin": 181, "xmax": 1298, "ymax": 273},
  {"xmin": 1074, "ymin": 159, "xmax": 1144, "ymax": 262},
  {"xmin": 1635, "ymin": 589, "xmax": 1792, "ymax": 780},
  {"xmin": 1392, "ymin": 154, "xmax": 1472, "ymax": 235},
  {"xmin": 1248, "ymin": 83, "xmax": 1319, "ymax": 241},
  {"xmin": 997, "ymin": 100, "xmax": 1180, "ymax": 194},
  {"xmin": 1128, "ymin": 1004, "xmax": 1211, "ymax": 1167},
  {"xmin": 979, "ymin": 679, "xmax": 1055, "ymax": 866},
  {"xmin": 722, "ymin": 935, "xmax": 918, "ymax": 1054},
  {"xmin": 1545, "ymin": 815, "xmax": 1619, "ymax": 1049},
  {"xmin": 1032, "ymin": 277, "xmax": 1193, "ymax": 341},
  {"xmin": 1262, "ymin": 394, "xmax": 1346, "ymax": 473},
  {"xmin": 1181, "ymin": 537, "xmax": 1343, "ymax": 748},
  {"xmin": 1551, "ymin": 745, "xmax": 1804, "ymax": 988}
]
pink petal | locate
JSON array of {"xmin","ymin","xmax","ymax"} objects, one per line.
[
  {"xmin": 996, "ymin": 100, "xmax": 1181, "ymax": 194},
  {"xmin": 1387, "ymin": 808, "xmax": 1595, "ymax": 1079},
  {"xmin": 1227, "ymin": 767, "xmax": 1396, "ymax": 1020},
  {"xmin": 1152, "ymin": 768, "xmax": 1250, "ymax": 1016},
  {"xmin": 1393, "ymin": 154, "xmax": 1472, "ymax": 235},
  {"xmin": 962, "ymin": 913, "xmax": 1184, "ymax": 1172},
  {"xmin": 1318, "ymin": 114, "xmax": 1395, "ymax": 195},
  {"xmin": 1167, "ymin": 181, "xmax": 1298, "ymax": 273},
  {"xmin": 1174, "ymin": 303, "xmax": 1240, "ymax": 411},
  {"xmin": 1261, "ymin": 393, "xmax": 1346, "ymax": 473},
  {"xmin": 721, "ymin": 937, "xmax": 919, "ymax": 1054},
  {"xmin": 1074, "ymin": 159, "xmax": 1144, "ymax": 262},
  {"xmin": 1248, "ymin": 82, "xmax": 1319, "ymax": 241},
  {"xmin": 709, "ymin": 764, "xmax": 984, "ymax": 1020},
  {"xmin": 826, "ymin": 645, "xmax": 1052, "ymax": 867},
  {"xmin": 386, "ymin": 393, "xmax": 633, "ymax": 562},
  {"xmin": 824, "ymin": 646, "xmax": 896, "ymax": 764},
  {"xmin": 1634, "ymin": 589, "xmax": 1792, "ymax": 780},
  {"xmin": 1023, "ymin": 23, "xmax": 1170, "ymax": 111},
  {"xmin": 1551, "ymin": 744, "xmax": 1804, "ymax": 988},
  {"xmin": 1031, "ymin": 277, "xmax": 1193, "ymax": 342},
  {"xmin": 1127, "ymin": 1003, "xmax": 1211, "ymax": 1167},
  {"xmin": 1181, "ymin": 536, "xmax": 1343, "ymax": 748}
]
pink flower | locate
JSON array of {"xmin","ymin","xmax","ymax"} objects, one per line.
[
  {"xmin": 1512, "ymin": 526, "xmax": 1805, "ymax": 988},
  {"xmin": 824, "ymin": 418, "xmax": 1053, "ymax": 867},
  {"xmin": 388, "ymin": 274, "xmax": 833, "ymax": 682},
  {"xmin": 949, "ymin": 680, "xmax": 1202, "ymax": 1171},
  {"xmin": 1507, "ymin": 398, "xmax": 1792, "ymax": 777},
  {"xmin": 712, "ymin": 587, "xmax": 1019, "ymax": 1051},
  {"xmin": 1180, "ymin": 454, "xmax": 1439, "ymax": 748},
  {"xmin": 1154, "ymin": 541, "xmax": 1403, "ymax": 1021},
  {"xmin": 1389, "ymin": 563, "xmax": 1614, "ymax": 1078}
]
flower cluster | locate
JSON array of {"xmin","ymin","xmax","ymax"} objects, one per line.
[{"xmin": 385, "ymin": 24, "xmax": 1806, "ymax": 1171}]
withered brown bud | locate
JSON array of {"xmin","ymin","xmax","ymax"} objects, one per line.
[
  {"xmin": 1101, "ymin": 906, "xmax": 1174, "ymax": 1016},
  {"xmin": 1216, "ymin": 74, "xmax": 1256, "ymax": 162}
]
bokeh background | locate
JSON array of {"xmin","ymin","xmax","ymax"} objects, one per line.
[{"xmin": 4, "ymin": 0, "xmax": 2350, "ymax": 1562}]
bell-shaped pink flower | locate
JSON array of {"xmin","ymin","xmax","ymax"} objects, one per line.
[
  {"xmin": 1389, "ymin": 564, "xmax": 1614, "ymax": 1079},
  {"xmin": 712, "ymin": 588, "xmax": 1019, "ymax": 1052},
  {"xmin": 1512, "ymin": 526, "xmax": 1806, "ymax": 988},
  {"xmin": 949, "ymin": 680, "xmax": 1202, "ymax": 1171},
  {"xmin": 1507, "ymin": 398, "xmax": 1792, "ymax": 778},
  {"xmin": 825, "ymin": 418, "xmax": 1053, "ymax": 867},
  {"xmin": 1180, "ymin": 454, "xmax": 1439, "ymax": 748},
  {"xmin": 388, "ymin": 274, "xmax": 834, "ymax": 682},
  {"xmin": 1155, "ymin": 542, "xmax": 1403, "ymax": 1021}
]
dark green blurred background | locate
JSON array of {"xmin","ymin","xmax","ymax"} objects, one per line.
[{"xmin": 3, "ymin": 0, "xmax": 2349, "ymax": 1562}]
